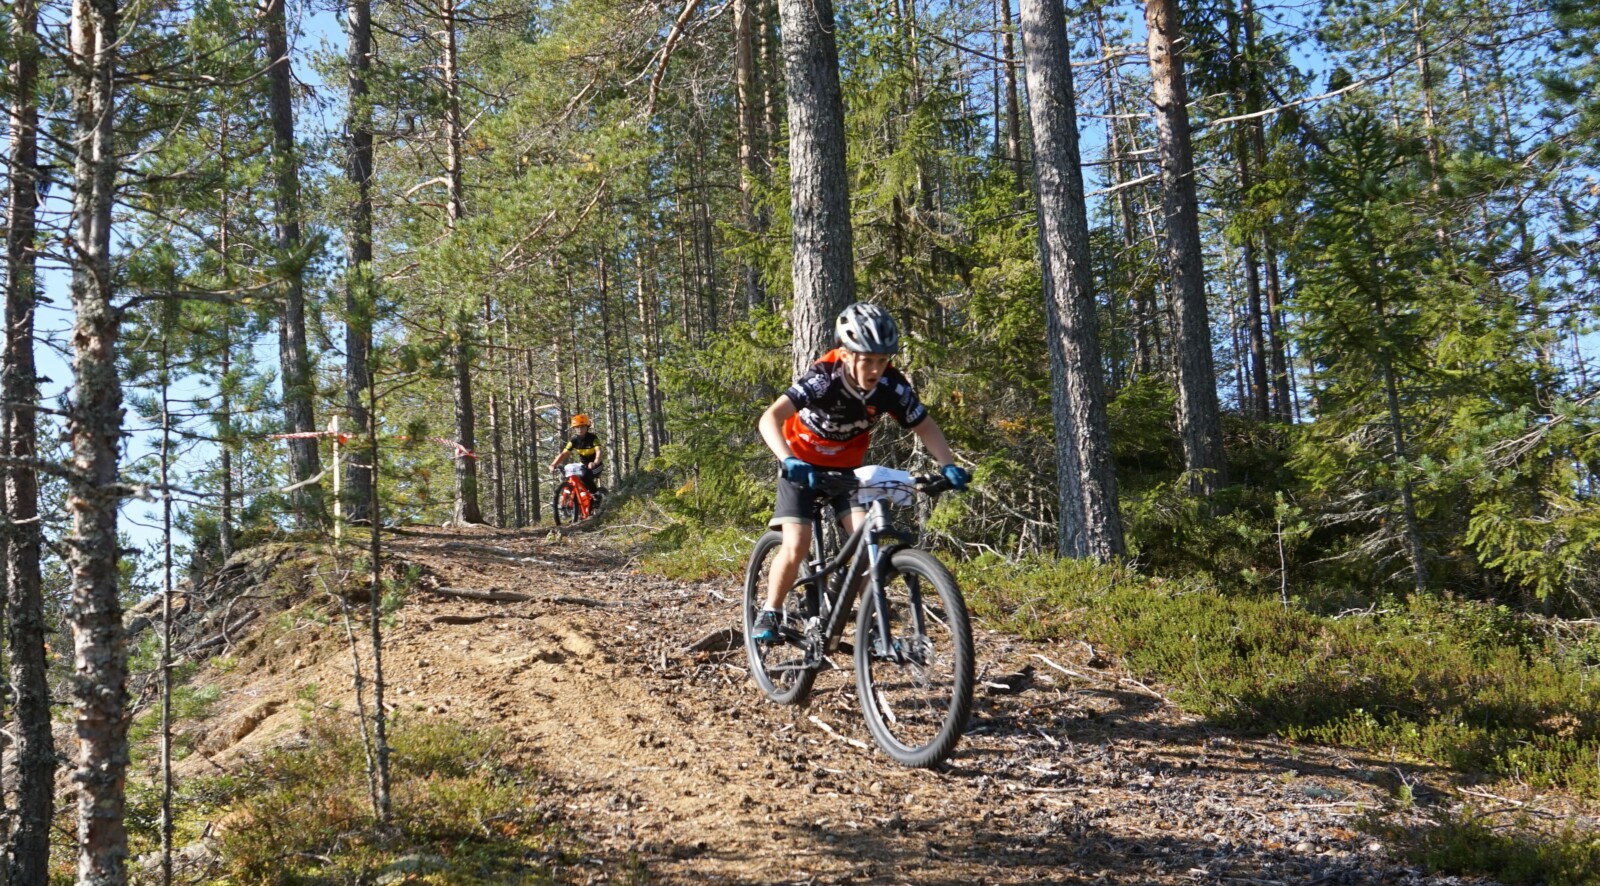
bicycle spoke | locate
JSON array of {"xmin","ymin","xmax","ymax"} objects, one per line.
[{"xmin": 855, "ymin": 548, "xmax": 974, "ymax": 768}]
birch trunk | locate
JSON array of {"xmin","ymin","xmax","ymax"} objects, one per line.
[
  {"xmin": 1017, "ymin": 0, "xmax": 1126, "ymax": 560},
  {"xmin": 779, "ymin": 0, "xmax": 855, "ymax": 377},
  {"xmin": 69, "ymin": 1, "xmax": 131, "ymax": 880}
]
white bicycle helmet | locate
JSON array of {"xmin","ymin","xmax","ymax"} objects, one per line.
[{"xmin": 835, "ymin": 303, "xmax": 900, "ymax": 355}]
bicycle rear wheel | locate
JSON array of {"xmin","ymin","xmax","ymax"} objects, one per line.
[
  {"xmin": 743, "ymin": 530, "xmax": 819, "ymax": 705},
  {"xmin": 855, "ymin": 547, "xmax": 974, "ymax": 768}
]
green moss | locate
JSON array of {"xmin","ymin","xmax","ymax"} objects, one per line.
[
  {"xmin": 169, "ymin": 717, "xmax": 610, "ymax": 885},
  {"xmin": 956, "ymin": 555, "xmax": 1600, "ymax": 798},
  {"xmin": 640, "ymin": 525, "xmax": 761, "ymax": 581},
  {"xmin": 1368, "ymin": 810, "xmax": 1600, "ymax": 885}
]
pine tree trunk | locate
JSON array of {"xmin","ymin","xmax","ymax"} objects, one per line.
[
  {"xmin": 1262, "ymin": 246, "xmax": 1292, "ymax": 421},
  {"xmin": 364, "ymin": 363, "xmax": 392, "ymax": 822},
  {"xmin": 1017, "ymin": 0, "xmax": 1126, "ymax": 561},
  {"xmin": 489, "ymin": 389, "xmax": 505, "ymax": 526},
  {"xmin": 345, "ymin": 0, "xmax": 375, "ymax": 523},
  {"xmin": 1222, "ymin": 246, "xmax": 1249, "ymax": 410},
  {"xmin": 509, "ymin": 390, "xmax": 525, "ymax": 527},
  {"xmin": 217, "ymin": 116, "xmax": 237, "ymax": 560},
  {"xmin": 1145, "ymin": 0, "xmax": 1226, "ymax": 493},
  {"xmin": 440, "ymin": 0, "xmax": 481, "ymax": 524},
  {"xmin": 1382, "ymin": 357, "xmax": 1429, "ymax": 591},
  {"xmin": 637, "ymin": 252, "xmax": 663, "ymax": 460},
  {"xmin": 599, "ymin": 253, "xmax": 622, "ymax": 489},
  {"xmin": 998, "ymin": 0, "xmax": 1024, "ymax": 193},
  {"xmin": 1094, "ymin": 6, "xmax": 1156, "ymax": 380},
  {"xmin": 779, "ymin": 0, "xmax": 855, "ymax": 377},
  {"xmin": 264, "ymin": 0, "xmax": 324, "ymax": 525},
  {"xmin": 735, "ymin": 0, "xmax": 767, "ymax": 311},
  {"xmin": 1241, "ymin": 227, "xmax": 1270, "ymax": 421},
  {"xmin": 4, "ymin": 2, "xmax": 54, "ymax": 877},
  {"xmin": 451, "ymin": 314, "xmax": 483, "ymax": 525},
  {"xmin": 526, "ymin": 349, "xmax": 542, "ymax": 523},
  {"xmin": 1238, "ymin": 0, "xmax": 1293, "ymax": 422},
  {"xmin": 760, "ymin": 0, "xmax": 782, "ymax": 166},
  {"xmin": 68, "ymin": 1, "xmax": 130, "ymax": 880}
]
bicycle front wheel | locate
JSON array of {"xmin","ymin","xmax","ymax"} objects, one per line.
[
  {"xmin": 743, "ymin": 530, "xmax": 818, "ymax": 705},
  {"xmin": 552, "ymin": 482, "xmax": 575, "ymax": 526},
  {"xmin": 855, "ymin": 547, "xmax": 974, "ymax": 768}
]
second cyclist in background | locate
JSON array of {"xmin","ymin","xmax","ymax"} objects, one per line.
[{"xmin": 550, "ymin": 414, "xmax": 605, "ymax": 495}]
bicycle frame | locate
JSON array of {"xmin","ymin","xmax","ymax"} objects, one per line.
[
  {"xmin": 787, "ymin": 488, "xmax": 917, "ymax": 660},
  {"xmin": 559, "ymin": 474, "xmax": 594, "ymax": 519}
]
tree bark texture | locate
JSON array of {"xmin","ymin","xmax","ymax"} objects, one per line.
[
  {"xmin": 637, "ymin": 253, "xmax": 663, "ymax": 460},
  {"xmin": 1238, "ymin": 0, "xmax": 1294, "ymax": 421},
  {"xmin": 452, "ymin": 314, "xmax": 484, "ymax": 525},
  {"xmin": 779, "ymin": 0, "xmax": 856, "ymax": 378},
  {"xmin": 440, "ymin": 1, "xmax": 482, "ymax": 524},
  {"xmin": 525, "ymin": 349, "xmax": 542, "ymax": 523},
  {"xmin": 1145, "ymin": 0, "xmax": 1227, "ymax": 493},
  {"xmin": 5, "ymin": 1, "xmax": 55, "ymax": 879},
  {"xmin": 1383, "ymin": 358, "xmax": 1429, "ymax": 591},
  {"xmin": 344, "ymin": 0, "xmax": 375, "ymax": 522},
  {"xmin": 1017, "ymin": 0, "xmax": 1126, "ymax": 561},
  {"xmin": 998, "ymin": 0, "xmax": 1024, "ymax": 193},
  {"xmin": 734, "ymin": 0, "xmax": 767, "ymax": 311},
  {"xmin": 69, "ymin": 1, "xmax": 131, "ymax": 881},
  {"xmin": 599, "ymin": 254, "xmax": 622, "ymax": 489},
  {"xmin": 264, "ymin": 0, "xmax": 324, "ymax": 524}
]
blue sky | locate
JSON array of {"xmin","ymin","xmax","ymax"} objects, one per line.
[{"xmin": 14, "ymin": 0, "xmax": 1596, "ymax": 578}]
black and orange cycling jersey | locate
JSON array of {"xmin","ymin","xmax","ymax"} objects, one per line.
[
  {"xmin": 563, "ymin": 431, "xmax": 601, "ymax": 464},
  {"xmin": 782, "ymin": 348, "xmax": 927, "ymax": 469}
]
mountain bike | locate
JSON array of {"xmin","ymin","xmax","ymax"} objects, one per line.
[
  {"xmin": 742, "ymin": 466, "xmax": 974, "ymax": 768},
  {"xmin": 552, "ymin": 463, "xmax": 601, "ymax": 525}
]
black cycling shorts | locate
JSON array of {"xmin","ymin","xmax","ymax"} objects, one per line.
[{"xmin": 770, "ymin": 471, "xmax": 864, "ymax": 528}]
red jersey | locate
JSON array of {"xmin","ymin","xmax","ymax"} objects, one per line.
[{"xmin": 782, "ymin": 349, "xmax": 928, "ymax": 468}]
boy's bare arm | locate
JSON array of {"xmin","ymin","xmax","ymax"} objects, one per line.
[
  {"xmin": 760, "ymin": 396, "xmax": 798, "ymax": 462},
  {"xmin": 912, "ymin": 417, "xmax": 958, "ymax": 468}
]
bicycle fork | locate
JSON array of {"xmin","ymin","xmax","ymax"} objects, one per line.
[{"xmin": 861, "ymin": 499, "xmax": 927, "ymax": 665}]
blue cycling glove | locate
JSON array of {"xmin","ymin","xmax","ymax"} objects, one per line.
[
  {"xmin": 783, "ymin": 456, "xmax": 817, "ymax": 488},
  {"xmin": 941, "ymin": 464, "xmax": 971, "ymax": 491}
]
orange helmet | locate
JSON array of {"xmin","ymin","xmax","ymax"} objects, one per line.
[{"xmin": 570, "ymin": 414, "xmax": 591, "ymax": 428}]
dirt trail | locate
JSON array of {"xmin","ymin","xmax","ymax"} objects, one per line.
[{"xmin": 185, "ymin": 526, "xmax": 1522, "ymax": 885}]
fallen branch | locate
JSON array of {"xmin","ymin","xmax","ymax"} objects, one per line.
[
  {"xmin": 439, "ymin": 541, "xmax": 531, "ymax": 559},
  {"xmin": 187, "ymin": 610, "xmax": 260, "ymax": 653},
  {"xmin": 685, "ymin": 626, "xmax": 741, "ymax": 653},
  {"xmin": 808, "ymin": 715, "xmax": 871, "ymax": 751},
  {"xmin": 432, "ymin": 613, "xmax": 537, "ymax": 625},
  {"xmin": 550, "ymin": 595, "xmax": 622, "ymax": 608},
  {"xmin": 1032, "ymin": 653, "xmax": 1097, "ymax": 683},
  {"xmin": 424, "ymin": 586, "xmax": 533, "ymax": 603}
]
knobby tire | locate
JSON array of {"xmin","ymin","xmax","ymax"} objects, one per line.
[
  {"xmin": 743, "ymin": 530, "xmax": 818, "ymax": 705},
  {"xmin": 854, "ymin": 547, "xmax": 974, "ymax": 768}
]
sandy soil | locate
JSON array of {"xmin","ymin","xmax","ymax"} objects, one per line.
[{"xmin": 170, "ymin": 524, "xmax": 1580, "ymax": 885}]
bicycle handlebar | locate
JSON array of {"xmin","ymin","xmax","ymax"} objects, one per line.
[{"xmin": 810, "ymin": 470, "xmax": 960, "ymax": 497}]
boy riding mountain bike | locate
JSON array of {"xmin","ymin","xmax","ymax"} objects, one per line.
[
  {"xmin": 550, "ymin": 414, "xmax": 604, "ymax": 495},
  {"xmin": 752, "ymin": 302, "xmax": 970, "ymax": 643}
]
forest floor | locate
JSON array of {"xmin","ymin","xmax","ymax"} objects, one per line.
[{"xmin": 167, "ymin": 523, "xmax": 1586, "ymax": 885}]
